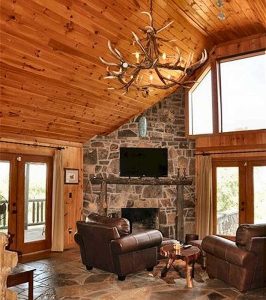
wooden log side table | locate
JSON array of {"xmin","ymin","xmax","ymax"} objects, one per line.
[
  {"xmin": 7, "ymin": 264, "xmax": 36, "ymax": 300},
  {"xmin": 160, "ymin": 244, "xmax": 200, "ymax": 288}
]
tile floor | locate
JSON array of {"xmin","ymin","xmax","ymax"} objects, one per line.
[{"xmin": 9, "ymin": 248, "xmax": 266, "ymax": 300}]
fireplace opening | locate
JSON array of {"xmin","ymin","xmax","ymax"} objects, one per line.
[{"xmin": 121, "ymin": 208, "xmax": 159, "ymax": 233}]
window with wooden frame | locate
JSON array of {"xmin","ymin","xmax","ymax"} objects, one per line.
[
  {"xmin": 188, "ymin": 68, "xmax": 213, "ymax": 135},
  {"xmin": 187, "ymin": 50, "xmax": 266, "ymax": 137},
  {"xmin": 212, "ymin": 157, "xmax": 266, "ymax": 238},
  {"xmin": 219, "ymin": 51, "xmax": 266, "ymax": 133}
]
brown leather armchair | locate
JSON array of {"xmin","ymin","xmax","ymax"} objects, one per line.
[
  {"xmin": 202, "ymin": 224, "xmax": 266, "ymax": 292},
  {"xmin": 74, "ymin": 213, "xmax": 163, "ymax": 280}
]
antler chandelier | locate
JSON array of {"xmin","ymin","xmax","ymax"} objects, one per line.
[{"xmin": 100, "ymin": 0, "xmax": 207, "ymax": 96}]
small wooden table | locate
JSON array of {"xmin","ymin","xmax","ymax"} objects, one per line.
[
  {"xmin": 160, "ymin": 244, "xmax": 200, "ymax": 288},
  {"xmin": 7, "ymin": 264, "xmax": 35, "ymax": 300}
]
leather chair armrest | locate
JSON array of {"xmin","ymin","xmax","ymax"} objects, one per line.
[
  {"xmin": 247, "ymin": 237, "xmax": 266, "ymax": 254},
  {"xmin": 111, "ymin": 230, "xmax": 163, "ymax": 255},
  {"xmin": 74, "ymin": 232, "xmax": 82, "ymax": 245},
  {"xmin": 202, "ymin": 235, "xmax": 255, "ymax": 267}
]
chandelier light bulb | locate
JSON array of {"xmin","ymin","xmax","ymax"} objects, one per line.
[
  {"xmin": 135, "ymin": 52, "xmax": 140, "ymax": 63},
  {"xmin": 149, "ymin": 73, "xmax": 154, "ymax": 82},
  {"xmin": 162, "ymin": 52, "xmax": 167, "ymax": 60}
]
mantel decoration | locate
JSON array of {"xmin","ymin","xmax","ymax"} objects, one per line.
[{"xmin": 100, "ymin": 0, "xmax": 207, "ymax": 96}]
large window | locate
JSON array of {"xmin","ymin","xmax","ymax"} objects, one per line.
[
  {"xmin": 188, "ymin": 51, "xmax": 266, "ymax": 136},
  {"xmin": 189, "ymin": 70, "xmax": 213, "ymax": 135},
  {"xmin": 220, "ymin": 53, "xmax": 266, "ymax": 132}
]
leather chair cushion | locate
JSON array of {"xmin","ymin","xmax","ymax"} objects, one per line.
[
  {"xmin": 86, "ymin": 213, "xmax": 130, "ymax": 236},
  {"xmin": 236, "ymin": 224, "xmax": 266, "ymax": 249},
  {"xmin": 111, "ymin": 230, "xmax": 163, "ymax": 254}
]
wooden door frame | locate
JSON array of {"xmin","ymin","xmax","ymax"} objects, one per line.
[{"xmin": 17, "ymin": 155, "xmax": 53, "ymax": 254}]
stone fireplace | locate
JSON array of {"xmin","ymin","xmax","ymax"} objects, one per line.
[
  {"xmin": 121, "ymin": 208, "xmax": 159, "ymax": 233},
  {"xmin": 83, "ymin": 89, "xmax": 196, "ymax": 239}
]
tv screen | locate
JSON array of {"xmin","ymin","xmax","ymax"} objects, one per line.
[{"xmin": 120, "ymin": 147, "xmax": 168, "ymax": 178}]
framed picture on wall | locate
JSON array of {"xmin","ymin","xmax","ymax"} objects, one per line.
[{"xmin": 64, "ymin": 168, "xmax": 79, "ymax": 184}]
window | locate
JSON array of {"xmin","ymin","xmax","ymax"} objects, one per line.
[
  {"xmin": 188, "ymin": 51, "xmax": 266, "ymax": 136},
  {"xmin": 189, "ymin": 70, "xmax": 213, "ymax": 135},
  {"xmin": 220, "ymin": 53, "xmax": 266, "ymax": 132}
]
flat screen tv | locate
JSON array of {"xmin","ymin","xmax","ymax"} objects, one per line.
[{"xmin": 120, "ymin": 147, "xmax": 168, "ymax": 178}]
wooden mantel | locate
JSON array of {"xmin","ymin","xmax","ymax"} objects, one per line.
[
  {"xmin": 90, "ymin": 177, "xmax": 192, "ymax": 186},
  {"xmin": 89, "ymin": 177, "xmax": 193, "ymax": 241}
]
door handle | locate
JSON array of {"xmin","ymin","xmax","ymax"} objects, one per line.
[{"xmin": 11, "ymin": 203, "xmax": 17, "ymax": 214}]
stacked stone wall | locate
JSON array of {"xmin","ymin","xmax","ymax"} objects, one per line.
[{"xmin": 83, "ymin": 89, "xmax": 195, "ymax": 238}]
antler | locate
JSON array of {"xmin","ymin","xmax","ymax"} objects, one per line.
[
  {"xmin": 132, "ymin": 31, "xmax": 150, "ymax": 59},
  {"xmin": 141, "ymin": 11, "xmax": 153, "ymax": 27},
  {"xmin": 157, "ymin": 20, "xmax": 174, "ymax": 34},
  {"xmin": 99, "ymin": 57, "xmax": 120, "ymax": 67},
  {"xmin": 186, "ymin": 49, "xmax": 208, "ymax": 75},
  {"xmin": 107, "ymin": 40, "xmax": 123, "ymax": 61}
]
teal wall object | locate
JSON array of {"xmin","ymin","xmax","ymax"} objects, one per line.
[{"xmin": 138, "ymin": 116, "xmax": 147, "ymax": 137}]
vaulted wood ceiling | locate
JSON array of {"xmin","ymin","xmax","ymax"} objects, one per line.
[{"xmin": 0, "ymin": 0, "xmax": 265, "ymax": 143}]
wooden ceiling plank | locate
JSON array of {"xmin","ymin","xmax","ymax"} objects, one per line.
[
  {"xmin": 1, "ymin": 62, "xmax": 153, "ymax": 112},
  {"xmin": 0, "ymin": 89, "xmax": 132, "ymax": 128},
  {"xmin": 0, "ymin": 108, "xmax": 103, "ymax": 136},
  {"xmin": 0, "ymin": 96, "xmax": 119, "ymax": 131},
  {"xmin": 0, "ymin": 117, "xmax": 98, "ymax": 139},
  {"xmin": 0, "ymin": 124, "xmax": 89, "ymax": 143}
]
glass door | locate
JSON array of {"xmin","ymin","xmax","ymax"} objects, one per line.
[
  {"xmin": 213, "ymin": 158, "xmax": 266, "ymax": 237},
  {"xmin": 253, "ymin": 165, "xmax": 266, "ymax": 224},
  {"xmin": 17, "ymin": 155, "xmax": 53, "ymax": 254},
  {"xmin": 215, "ymin": 166, "xmax": 240, "ymax": 236},
  {"xmin": 0, "ymin": 160, "xmax": 10, "ymax": 235},
  {"xmin": 213, "ymin": 161, "xmax": 245, "ymax": 237},
  {"xmin": 0, "ymin": 153, "xmax": 17, "ymax": 250},
  {"xmin": 246, "ymin": 161, "xmax": 266, "ymax": 224}
]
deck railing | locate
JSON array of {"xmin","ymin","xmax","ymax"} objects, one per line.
[
  {"xmin": 0, "ymin": 200, "xmax": 8, "ymax": 229},
  {"xmin": 0, "ymin": 199, "xmax": 46, "ymax": 229}
]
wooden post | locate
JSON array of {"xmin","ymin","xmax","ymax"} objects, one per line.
[
  {"xmin": 0, "ymin": 233, "xmax": 18, "ymax": 300},
  {"xmin": 176, "ymin": 185, "xmax": 184, "ymax": 241}
]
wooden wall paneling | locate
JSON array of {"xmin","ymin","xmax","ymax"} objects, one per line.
[
  {"xmin": 62, "ymin": 146, "xmax": 83, "ymax": 249},
  {"xmin": 211, "ymin": 34, "xmax": 266, "ymax": 59},
  {"xmin": 195, "ymin": 131, "xmax": 266, "ymax": 152}
]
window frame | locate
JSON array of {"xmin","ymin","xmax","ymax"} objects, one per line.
[{"xmin": 187, "ymin": 49, "xmax": 266, "ymax": 138}]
